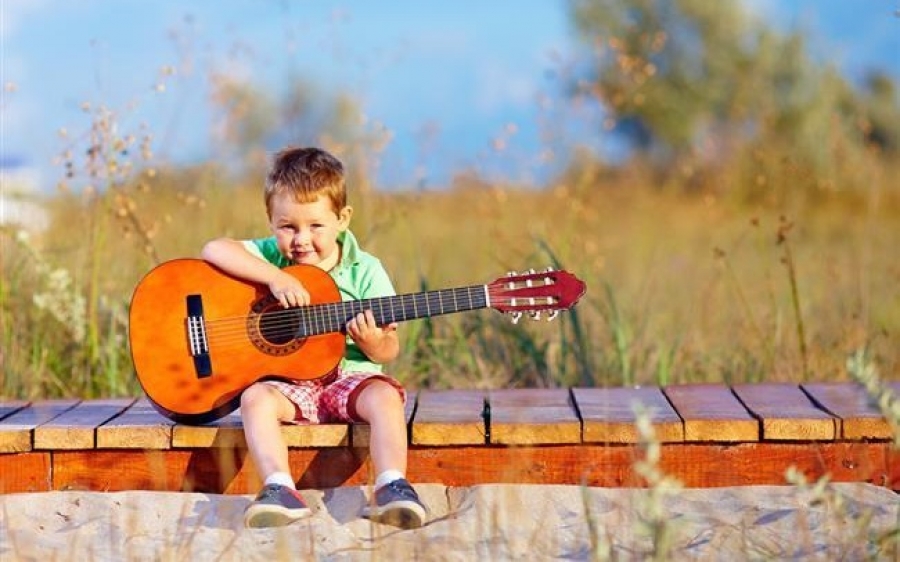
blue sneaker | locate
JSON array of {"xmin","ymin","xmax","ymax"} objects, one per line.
[
  {"xmin": 244, "ymin": 484, "xmax": 312, "ymax": 528},
  {"xmin": 361, "ymin": 478, "xmax": 427, "ymax": 529}
]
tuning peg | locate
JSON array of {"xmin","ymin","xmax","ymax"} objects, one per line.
[
  {"xmin": 529, "ymin": 311, "xmax": 542, "ymax": 320},
  {"xmin": 509, "ymin": 311, "xmax": 522, "ymax": 324},
  {"xmin": 506, "ymin": 271, "xmax": 518, "ymax": 277},
  {"xmin": 544, "ymin": 266, "xmax": 555, "ymax": 272},
  {"xmin": 547, "ymin": 310, "xmax": 559, "ymax": 321}
]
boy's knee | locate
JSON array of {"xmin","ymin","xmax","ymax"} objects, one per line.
[
  {"xmin": 351, "ymin": 379, "xmax": 403, "ymax": 420},
  {"xmin": 240, "ymin": 382, "xmax": 278, "ymax": 410}
]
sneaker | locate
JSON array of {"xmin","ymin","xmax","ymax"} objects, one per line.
[
  {"xmin": 244, "ymin": 484, "xmax": 312, "ymax": 528},
  {"xmin": 361, "ymin": 478, "xmax": 427, "ymax": 529}
]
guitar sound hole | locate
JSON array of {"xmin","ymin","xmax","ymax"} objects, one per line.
[{"xmin": 258, "ymin": 309, "xmax": 300, "ymax": 346}]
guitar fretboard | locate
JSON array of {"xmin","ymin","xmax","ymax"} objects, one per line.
[{"xmin": 293, "ymin": 285, "xmax": 489, "ymax": 337}]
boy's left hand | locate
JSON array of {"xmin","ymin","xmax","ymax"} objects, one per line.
[
  {"xmin": 346, "ymin": 310, "xmax": 397, "ymax": 343},
  {"xmin": 346, "ymin": 310, "xmax": 399, "ymax": 362}
]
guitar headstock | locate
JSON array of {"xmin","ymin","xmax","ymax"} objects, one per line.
[{"xmin": 487, "ymin": 268, "xmax": 587, "ymax": 323}]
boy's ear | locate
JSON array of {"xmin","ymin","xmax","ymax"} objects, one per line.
[{"xmin": 338, "ymin": 206, "xmax": 353, "ymax": 230}]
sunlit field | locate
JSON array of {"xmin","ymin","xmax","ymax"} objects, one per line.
[{"xmin": 3, "ymin": 152, "xmax": 898, "ymax": 399}]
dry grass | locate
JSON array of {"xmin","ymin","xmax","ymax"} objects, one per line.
[{"xmin": 2, "ymin": 161, "xmax": 899, "ymax": 397}]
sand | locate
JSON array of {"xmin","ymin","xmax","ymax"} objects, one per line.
[{"xmin": 2, "ymin": 483, "xmax": 898, "ymax": 560}]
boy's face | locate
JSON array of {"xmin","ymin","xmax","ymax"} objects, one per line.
[{"xmin": 269, "ymin": 193, "xmax": 352, "ymax": 271}]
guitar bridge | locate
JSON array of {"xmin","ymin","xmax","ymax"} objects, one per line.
[{"xmin": 186, "ymin": 294, "xmax": 212, "ymax": 378}]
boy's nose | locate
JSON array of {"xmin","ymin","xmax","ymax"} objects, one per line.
[{"xmin": 293, "ymin": 230, "xmax": 311, "ymax": 245}]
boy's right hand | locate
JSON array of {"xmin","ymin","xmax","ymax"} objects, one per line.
[{"xmin": 268, "ymin": 270, "xmax": 311, "ymax": 308}]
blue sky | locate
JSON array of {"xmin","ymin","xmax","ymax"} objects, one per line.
[{"xmin": 2, "ymin": 0, "xmax": 898, "ymax": 191}]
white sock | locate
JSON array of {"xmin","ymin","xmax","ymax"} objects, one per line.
[
  {"xmin": 375, "ymin": 469, "xmax": 405, "ymax": 491},
  {"xmin": 264, "ymin": 472, "xmax": 296, "ymax": 489}
]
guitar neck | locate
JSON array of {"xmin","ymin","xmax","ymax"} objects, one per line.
[{"xmin": 296, "ymin": 284, "xmax": 489, "ymax": 337}]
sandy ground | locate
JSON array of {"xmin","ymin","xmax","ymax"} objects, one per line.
[{"xmin": 1, "ymin": 483, "xmax": 898, "ymax": 561}]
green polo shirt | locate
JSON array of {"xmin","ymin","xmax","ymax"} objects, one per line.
[{"xmin": 242, "ymin": 230, "xmax": 395, "ymax": 373}]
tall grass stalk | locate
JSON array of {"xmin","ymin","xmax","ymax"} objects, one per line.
[
  {"xmin": 596, "ymin": 281, "xmax": 633, "ymax": 386},
  {"xmin": 846, "ymin": 349, "xmax": 900, "ymax": 448},
  {"xmin": 535, "ymin": 238, "xmax": 595, "ymax": 387},
  {"xmin": 632, "ymin": 404, "xmax": 682, "ymax": 561},
  {"xmin": 777, "ymin": 217, "xmax": 810, "ymax": 380},
  {"xmin": 785, "ymin": 466, "xmax": 900, "ymax": 558}
]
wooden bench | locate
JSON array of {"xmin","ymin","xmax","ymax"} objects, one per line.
[{"xmin": 1, "ymin": 383, "xmax": 898, "ymax": 494}]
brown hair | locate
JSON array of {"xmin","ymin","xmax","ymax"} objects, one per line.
[{"xmin": 265, "ymin": 147, "xmax": 346, "ymax": 217}]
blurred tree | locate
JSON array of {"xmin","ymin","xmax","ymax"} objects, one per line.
[
  {"xmin": 207, "ymin": 73, "xmax": 389, "ymax": 193},
  {"xmin": 566, "ymin": 0, "xmax": 899, "ymax": 195},
  {"xmin": 858, "ymin": 71, "xmax": 900, "ymax": 153}
]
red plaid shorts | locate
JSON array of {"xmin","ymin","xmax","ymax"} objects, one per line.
[{"xmin": 262, "ymin": 370, "xmax": 406, "ymax": 423}]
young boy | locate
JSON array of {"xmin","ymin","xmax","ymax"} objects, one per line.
[{"xmin": 200, "ymin": 147, "xmax": 427, "ymax": 529}]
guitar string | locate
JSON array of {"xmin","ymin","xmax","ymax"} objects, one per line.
[
  {"xmin": 191, "ymin": 291, "xmax": 557, "ymax": 349},
  {"xmin": 199, "ymin": 296, "xmax": 500, "ymax": 346},
  {"xmin": 194, "ymin": 287, "xmax": 499, "ymax": 348}
]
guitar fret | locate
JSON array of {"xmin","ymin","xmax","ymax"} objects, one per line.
[{"xmin": 295, "ymin": 284, "xmax": 491, "ymax": 338}]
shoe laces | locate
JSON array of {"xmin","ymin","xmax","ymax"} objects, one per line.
[
  {"xmin": 257, "ymin": 484, "xmax": 284, "ymax": 501},
  {"xmin": 383, "ymin": 479, "xmax": 418, "ymax": 500}
]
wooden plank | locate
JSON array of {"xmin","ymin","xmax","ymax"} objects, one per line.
[
  {"xmin": 34, "ymin": 398, "xmax": 136, "ymax": 450},
  {"xmin": 0, "ymin": 399, "xmax": 81, "ymax": 453},
  {"xmin": 733, "ymin": 383, "xmax": 836, "ymax": 441},
  {"xmin": 283, "ymin": 422, "xmax": 351, "ymax": 447},
  {"xmin": 658, "ymin": 441, "xmax": 894, "ymax": 489},
  {"xmin": 352, "ymin": 390, "xmax": 417, "ymax": 448},
  {"xmin": 0, "ymin": 452, "xmax": 51, "ymax": 492},
  {"xmin": 172, "ymin": 409, "xmax": 245, "ymax": 448},
  {"xmin": 48, "ymin": 440, "xmax": 897, "ymax": 492},
  {"xmin": 573, "ymin": 386, "xmax": 683, "ymax": 443},
  {"xmin": 52, "ymin": 448, "xmax": 370, "ymax": 494},
  {"xmin": 0, "ymin": 400, "xmax": 29, "ymax": 420},
  {"xmin": 96, "ymin": 398, "xmax": 174, "ymax": 449},
  {"xmin": 488, "ymin": 388, "xmax": 581, "ymax": 445},
  {"xmin": 411, "ymin": 389, "xmax": 487, "ymax": 446},
  {"xmin": 174, "ymin": 409, "xmax": 352, "ymax": 448},
  {"xmin": 664, "ymin": 384, "xmax": 758, "ymax": 442},
  {"xmin": 802, "ymin": 382, "xmax": 893, "ymax": 439}
]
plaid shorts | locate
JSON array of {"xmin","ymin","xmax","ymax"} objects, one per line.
[{"xmin": 263, "ymin": 370, "xmax": 406, "ymax": 423}]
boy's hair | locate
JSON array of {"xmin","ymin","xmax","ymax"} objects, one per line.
[{"xmin": 265, "ymin": 147, "xmax": 347, "ymax": 217}]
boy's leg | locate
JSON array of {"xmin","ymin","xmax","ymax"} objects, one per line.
[
  {"xmin": 349, "ymin": 378, "xmax": 427, "ymax": 529},
  {"xmin": 241, "ymin": 382, "xmax": 297, "ymax": 479},
  {"xmin": 241, "ymin": 382, "xmax": 311, "ymax": 527},
  {"xmin": 349, "ymin": 379, "xmax": 408, "ymax": 475}
]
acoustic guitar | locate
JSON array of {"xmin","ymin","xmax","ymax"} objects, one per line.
[{"xmin": 129, "ymin": 258, "xmax": 586, "ymax": 423}]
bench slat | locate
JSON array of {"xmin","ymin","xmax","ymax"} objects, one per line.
[
  {"xmin": 664, "ymin": 384, "xmax": 758, "ymax": 442},
  {"xmin": 573, "ymin": 386, "xmax": 683, "ymax": 443},
  {"xmin": 732, "ymin": 383, "xmax": 836, "ymax": 440},
  {"xmin": 488, "ymin": 389, "xmax": 581, "ymax": 445},
  {"xmin": 172, "ymin": 409, "xmax": 244, "ymax": 448},
  {"xmin": 802, "ymin": 382, "xmax": 893, "ymax": 439},
  {"xmin": 412, "ymin": 389, "xmax": 487, "ymax": 445},
  {"xmin": 97, "ymin": 398, "xmax": 174, "ymax": 449},
  {"xmin": 34, "ymin": 398, "xmax": 136, "ymax": 450},
  {"xmin": 0, "ymin": 399, "xmax": 81, "ymax": 453},
  {"xmin": 0, "ymin": 400, "xmax": 29, "ymax": 421}
]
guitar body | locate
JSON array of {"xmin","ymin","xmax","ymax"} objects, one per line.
[{"xmin": 129, "ymin": 259, "xmax": 345, "ymax": 423}]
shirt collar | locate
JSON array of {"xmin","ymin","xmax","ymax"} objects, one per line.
[{"xmin": 335, "ymin": 230, "xmax": 360, "ymax": 272}]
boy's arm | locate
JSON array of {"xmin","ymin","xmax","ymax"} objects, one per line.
[{"xmin": 200, "ymin": 238, "xmax": 311, "ymax": 308}]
